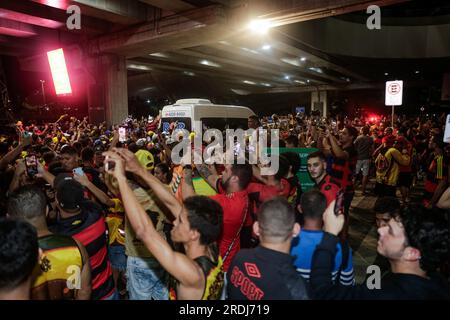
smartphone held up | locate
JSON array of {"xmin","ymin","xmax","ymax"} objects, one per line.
[
  {"xmin": 334, "ymin": 190, "xmax": 344, "ymax": 216},
  {"xmin": 118, "ymin": 127, "xmax": 127, "ymax": 143},
  {"xmin": 73, "ymin": 167, "xmax": 84, "ymax": 176},
  {"xmin": 104, "ymin": 156, "xmax": 116, "ymax": 172},
  {"xmin": 25, "ymin": 154, "xmax": 38, "ymax": 177}
]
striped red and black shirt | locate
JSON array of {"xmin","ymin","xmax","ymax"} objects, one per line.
[
  {"xmin": 330, "ymin": 146, "xmax": 357, "ymax": 193},
  {"xmin": 50, "ymin": 201, "xmax": 115, "ymax": 300}
]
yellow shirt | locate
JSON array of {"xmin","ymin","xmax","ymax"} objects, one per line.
[
  {"xmin": 375, "ymin": 148, "xmax": 410, "ymax": 186},
  {"xmin": 105, "ymin": 198, "xmax": 125, "ymax": 246}
]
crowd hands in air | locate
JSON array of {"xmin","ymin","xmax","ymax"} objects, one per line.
[{"xmin": 0, "ymin": 111, "xmax": 449, "ymax": 300}]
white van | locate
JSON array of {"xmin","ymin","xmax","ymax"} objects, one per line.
[{"xmin": 161, "ymin": 99, "xmax": 255, "ymax": 133}]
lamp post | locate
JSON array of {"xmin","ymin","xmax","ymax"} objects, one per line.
[
  {"xmin": 40, "ymin": 80, "xmax": 46, "ymax": 116},
  {"xmin": 40, "ymin": 80, "xmax": 46, "ymax": 106}
]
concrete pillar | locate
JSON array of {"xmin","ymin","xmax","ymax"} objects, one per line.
[
  {"xmin": 104, "ymin": 55, "xmax": 128, "ymax": 126},
  {"xmin": 86, "ymin": 55, "xmax": 128, "ymax": 126},
  {"xmin": 310, "ymin": 90, "xmax": 327, "ymax": 117}
]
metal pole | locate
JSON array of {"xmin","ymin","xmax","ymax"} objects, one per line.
[
  {"xmin": 40, "ymin": 80, "xmax": 46, "ymax": 106},
  {"xmin": 391, "ymin": 105, "xmax": 394, "ymax": 128}
]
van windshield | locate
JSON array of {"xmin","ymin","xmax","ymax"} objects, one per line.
[
  {"xmin": 161, "ymin": 118, "xmax": 191, "ymax": 133},
  {"xmin": 201, "ymin": 117, "xmax": 247, "ymax": 131}
]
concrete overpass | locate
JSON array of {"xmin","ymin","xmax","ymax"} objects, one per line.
[{"xmin": 1, "ymin": 0, "xmax": 449, "ymax": 124}]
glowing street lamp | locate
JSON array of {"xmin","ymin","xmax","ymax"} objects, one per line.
[{"xmin": 248, "ymin": 19, "xmax": 271, "ymax": 34}]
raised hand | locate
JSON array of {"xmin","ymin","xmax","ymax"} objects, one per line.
[
  {"xmin": 103, "ymin": 151, "xmax": 126, "ymax": 180},
  {"xmin": 109, "ymin": 148, "xmax": 144, "ymax": 175},
  {"xmin": 73, "ymin": 172, "xmax": 90, "ymax": 187}
]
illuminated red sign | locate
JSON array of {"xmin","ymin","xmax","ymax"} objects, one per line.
[{"xmin": 47, "ymin": 48, "xmax": 72, "ymax": 95}]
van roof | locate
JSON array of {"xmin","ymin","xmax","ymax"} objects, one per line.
[
  {"xmin": 168, "ymin": 99, "xmax": 252, "ymax": 110},
  {"xmin": 162, "ymin": 99, "xmax": 255, "ymax": 116},
  {"xmin": 175, "ymin": 99, "xmax": 211, "ymax": 104}
]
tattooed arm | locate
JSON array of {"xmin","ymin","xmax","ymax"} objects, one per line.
[{"xmin": 196, "ymin": 163, "xmax": 220, "ymax": 192}]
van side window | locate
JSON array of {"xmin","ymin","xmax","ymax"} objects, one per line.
[
  {"xmin": 225, "ymin": 118, "xmax": 247, "ymax": 130},
  {"xmin": 200, "ymin": 118, "xmax": 248, "ymax": 132},
  {"xmin": 161, "ymin": 118, "xmax": 191, "ymax": 132},
  {"xmin": 200, "ymin": 118, "xmax": 227, "ymax": 132}
]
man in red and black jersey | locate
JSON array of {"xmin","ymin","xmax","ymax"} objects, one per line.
[
  {"xmin": 306, "ymin": 151, "xmax": 341, "ymax": 207},
  {"xmin": 320, "ymin": 126, "xmax": 358, "ymax": 240},
  {"xmin": 49, "ymin": 174, "xmax": 116, "ymax": 300},
  {"xmin": 244, "ymin": 180, "xmax": 279, "ymax": 248}
]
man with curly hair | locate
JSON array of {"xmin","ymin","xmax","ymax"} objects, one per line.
[{"xmin": 311, "ymin": 201, "xmax": 450, "ymax": 299}]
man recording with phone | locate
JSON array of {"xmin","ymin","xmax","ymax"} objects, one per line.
[
  {"xmin": 318, "ymin": 125, "xmax": 358, "ymax": 240},
  {"xmin": 310, "ymin": 201, "xmax": 450, "ymax": 299},
  {"xmin": 39, "ymin": 145, "xmax": 106, "ymax": 198}
]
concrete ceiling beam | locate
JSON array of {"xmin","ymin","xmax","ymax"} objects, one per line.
[
  {"xmin": 86, "ymin": 0, "xmax": 388, "ymax": 80},
  {"xmin": 127, "ymin": 57, "xmax": 288, "ymax": 86},
  {"xmin": 0, "ymin": 17, "xmax": 37, "ymax": 37},
  {"xmin": 0, "ymin": 8, "xmax": 63, "ymax": 29},
  {"xmin": 138, "ymin": 0, "xmax": 195, "ymax": 12},
  {"xmin": 31, "ymin": 0, "xmax": 148, "ymax": 25},
  {"xmin": 248, "ymin": 0, "xmax": 410, "ymax": 26},
  {"xmin": 203, "ymin": 41, "xmax": 339, "ymax": 83},
  {"xmin": 176, "ymin": 47, "xmax": 330, "ymax": 84},
  {"xmin": 87, "ymin": 5, "xmax": 232, "ymax": 57}
]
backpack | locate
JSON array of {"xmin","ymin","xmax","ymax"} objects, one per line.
[
  {"xmin": 375, "ymin": 148, "xmax": 395, "ymax": 182},
  {"xmin": 375, "ymin": 151, "xmax": 389, "ymax": 172},
  {"xmin": 375, "ymin": 148, "xmax": 396, "ymax": 181}
]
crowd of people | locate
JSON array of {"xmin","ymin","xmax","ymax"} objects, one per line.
[{"xmin": 0, "ymin": 110, "xmax": 449, "ymax": 300}]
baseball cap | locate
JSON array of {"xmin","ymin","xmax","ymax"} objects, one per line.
[
  {"xmin": 135, "ymin": 149, "xmax": 154, "ymax": 170},
  {"xmin": 54, "ymin": 174, "xmax": 85, "ymax": 211},
  {"xmin": 136, "ymin": 138, "xmax": 147, "ymax": 147},
  {"xmin": 94, "ymin": 143, "xmax": 105, "ymax": 153}
]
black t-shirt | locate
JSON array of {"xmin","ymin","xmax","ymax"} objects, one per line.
[{"xmin": 226, "ymin": 246, "xmax": 310, "ymax": 300}]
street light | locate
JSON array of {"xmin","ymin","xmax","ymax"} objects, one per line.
[
  {"xmin": 248, "ymin": 19, "xmax": 271, "ymax": 34},
  {"xmin": 40, "ymin": 80, "xmax": 46, "ymax": 106}
]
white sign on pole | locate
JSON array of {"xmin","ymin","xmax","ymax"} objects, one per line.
[
  {"xmin": 444, "ymin": 114, "xmax": 450, "ymax": 143},
  {"xmin": 385, "ymin": 80, "xmax": 403, "ymax": 106}
]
